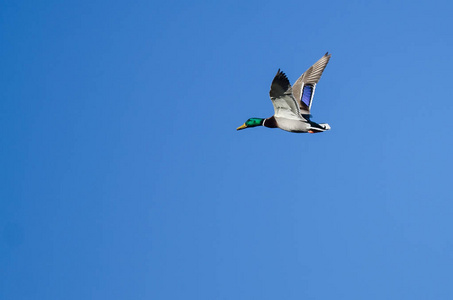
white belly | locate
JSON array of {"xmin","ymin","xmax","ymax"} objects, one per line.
[{"xmin": 274, "ymin": 117, "xmax": 310, "ymax": 133}]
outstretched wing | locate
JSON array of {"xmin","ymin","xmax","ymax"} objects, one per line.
[
  {"xmin": 269, "ymin": 69, "xmax": 302, "ymax": 120},
  {"xmin": 292, "ymin": 53, "xmax": 331, "ymax": 115}
]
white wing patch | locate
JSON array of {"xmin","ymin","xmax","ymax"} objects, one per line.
[{"xmin": 271, "ymin": 95, "xmax": 302, "ymax": 120}]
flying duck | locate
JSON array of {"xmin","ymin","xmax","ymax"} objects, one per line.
[{"xmin": 237, "ymin": 53, "xmax": 332, "ymax": 133}]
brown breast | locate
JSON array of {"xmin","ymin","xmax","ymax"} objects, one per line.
[{"xmin": 263, "ymin": 116, "xmax": 278, "ymax": 128}]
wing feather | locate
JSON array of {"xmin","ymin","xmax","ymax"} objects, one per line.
[
  {"xmin": 292, "ymin": 53, "xmax": 331, "ymax": 114},
  {"xmin": 269, "ymin": 69, "xmax": 302, "ymax": 120}
]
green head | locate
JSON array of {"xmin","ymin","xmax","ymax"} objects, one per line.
[{"xmin": 237, "ymin": 118, "xmax": 264, "ymax": 130}]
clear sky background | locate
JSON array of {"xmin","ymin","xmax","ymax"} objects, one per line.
[{"xmin": 1, "ymin": 0, "xmax": 453, "ymax": 299}]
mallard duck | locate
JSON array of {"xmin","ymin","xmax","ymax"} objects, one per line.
[{"xmin": 237, "ymin": 53, "xmax": 332, "ymax": 133}]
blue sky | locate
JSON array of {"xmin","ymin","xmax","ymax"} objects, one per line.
[{"xmin": 1, "ymin": 0, "xmax": 453, "ymax": 299}]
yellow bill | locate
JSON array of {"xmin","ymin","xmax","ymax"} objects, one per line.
[{"xmin": 236, "ymin": 123, "xmax": 247, "ymax": 130}]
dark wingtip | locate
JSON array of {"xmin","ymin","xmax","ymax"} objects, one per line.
[
  {"xmin": 276, "ymin": 69, "xmax": 288, "ymax": 80},
  {"xmin": 271, "ymin": 68, "xmax": 291, "ymax": 90}
]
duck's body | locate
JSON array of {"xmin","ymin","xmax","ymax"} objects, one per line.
[
  {"xmin": 263, "ymin": 116, "xmax": 330, "ymax": 133},
  {"xmin": 237, "ymin": 53, "xmax": 332, "ymax": 133}
]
